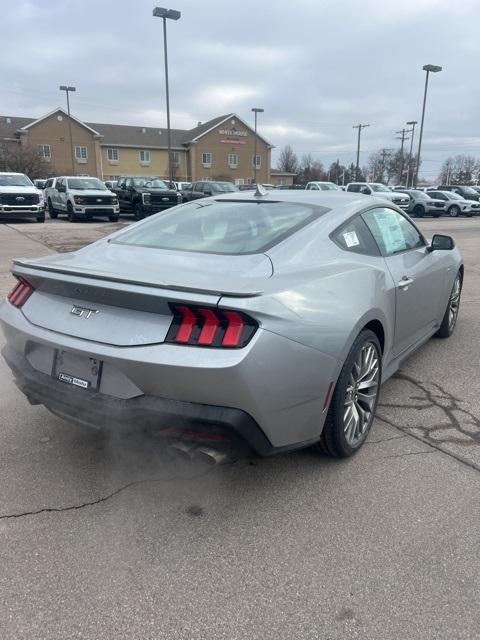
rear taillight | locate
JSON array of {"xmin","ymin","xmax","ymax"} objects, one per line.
[
  {"xmin": 166, "ymin": 304, "xmax": 257, "ymax": 348},
  {"xmin": 7, "ymin": 278, "xmax": 35, "ymax": 308}
]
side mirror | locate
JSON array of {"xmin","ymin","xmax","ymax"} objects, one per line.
[
  {"xmin": 57, "ymin": 184, "xmax": 66, "ymax": 193},
  {"xmin": 428, "ymin": 234, "xmax": 455, "ymax": 252}
]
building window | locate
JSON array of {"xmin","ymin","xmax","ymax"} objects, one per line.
[
  {"xmin": 37, "ymin": 144, "xmax": 51, "ymax": 161},
  {"xmin": 171, "ymin": 151, "xmax": 179, "ymax": 165},
  {"xmin": 75, "ymin": 146, "xmax": 88, "ymax": 163},
  {"xmin": 252, "ymin": 154, "xmax": 261, "ymax": 168},
  {"xmin": 234, "ymin": 178, "xmax": 245, "ymax": 185},
  {"xmin": 107, "ymin": 148, "xmax": 119, "ymax": 163},
  {"xmin": 228, "ymin": 153, "xmax": 238, "ymax": 169},
  {"xmin": 139, "ymin": 150, "xmax": 150, "ymax": 165},
  {"xmin": 202, "ymin": 152, "xmax": 212, "ymax": 168}
]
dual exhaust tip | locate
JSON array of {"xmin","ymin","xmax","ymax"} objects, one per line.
[{"xmin": 167, "ymin": 440, "xmax": 232, "ymax": 466}]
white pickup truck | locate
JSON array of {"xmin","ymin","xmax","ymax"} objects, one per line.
[
  {"xmin": 47, "ymin": 176, "xmax": 120, "ymax": 222},
  {"xmin": 0, "ymin": 172, "xmax": 45, "ymax": 223},
  {"xmin": 345, "ymin": 182, "xmax": 410, "ymax": 210}
]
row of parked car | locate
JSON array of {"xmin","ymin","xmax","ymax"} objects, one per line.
[{"xmin": 2, "ymin": 171, "xmax": 480, "ymax": 224}]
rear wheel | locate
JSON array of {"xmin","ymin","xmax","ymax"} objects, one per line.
[
  {"xmin": 67, "ymin": 202, "xmax": 76, "ymax": 222},
  {"xmin": 448, "ymin": 205, "xmax": 460, "ymax": 217},
  {"xmin": 436, "ymin": 271, "xmax": 462, "ymax": 338},
  {"xmin": 316, "ymin": 329, "xmax": 382, "ymax": 458},
  {"xmin": 48, "ymin": 200, "xmax": 58, "ymax": 219},
  {"xmin": 413, "ymin": 204, "xmax": 425, "ymax": 218}
]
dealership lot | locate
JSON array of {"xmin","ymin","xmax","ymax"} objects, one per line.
[{"xmin": 0, "ymin": 218, "xmax": 479, "ymax": 639}]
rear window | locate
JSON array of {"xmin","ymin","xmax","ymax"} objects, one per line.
[{"xmin": 112, "ymin": 200, "xmax": 329, "ymax": 255}]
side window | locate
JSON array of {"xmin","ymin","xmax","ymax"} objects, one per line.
[
  {"xmin": 45, "ymin": 179, "xmax": 52, "ymax": 188},
  {"xmin": 362, "ymin": 208, "xmax": 425, "ymax": 257},
  {"xmin": 125, "ymin": 178, "xmax": 134, "ymax": 188},
  {"xmin": 347, "ymin": 184, "xmax": 360, "ymax": 192},
  {"xmin": 56, "ymin": 178, "xmax": 64, "ymax": 189},
  {"xmin": 360, "ymin": 185, "xmax": 371, "ymax": 194},
  {"xmin": 332, "ymin": 215, "xmax": 380, "ymax": 256},
  {"xmin": 195, "ymin": 183, "xmax": 204, "ymax": 192}
]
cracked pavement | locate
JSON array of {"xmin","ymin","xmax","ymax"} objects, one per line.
[{"xmin": 0, "ymin": 218, "xmax": 479, "ymax": 639}]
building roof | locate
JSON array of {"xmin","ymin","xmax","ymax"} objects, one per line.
[
  {"xmin": 86, "ymin": 121, "xmax": 190, "ymax": 149},
  {"xmin": 0, "ymin": 111, "xmax": 273, "ymax": 149}
]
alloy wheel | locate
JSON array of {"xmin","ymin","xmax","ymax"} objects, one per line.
[
  {"xmin": 448, "ymin": 275, "xmax": 461, "ymax": 331},
  {"xmin": 343, "ymin": 342, "xmax": 380, "ymax": 446}
]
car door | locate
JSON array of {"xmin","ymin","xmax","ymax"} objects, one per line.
[
  {"xmin": 115, "ymin": 178, "xmax": 127, "ymax": 211},
  {"xmin": 55, "ymin": 178, "xmax": 67, "ymax": 211},
  {"xmin": 190, "ymin": 182, "xmax": 204, "ymax": 200},
  {"xmin": 362, "ymin": 207, "xmax": 447, "ymax": 356}
]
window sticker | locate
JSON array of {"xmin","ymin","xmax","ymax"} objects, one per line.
[
  {"xmin": 372, "ymin": 212, "xmax": 407, "ymax": 254},
  {"xmin": 343, "ymin": 230, "xmax": 360, "ymax": 247}
]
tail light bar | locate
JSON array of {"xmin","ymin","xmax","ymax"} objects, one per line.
[
  {"xmin": 7, "ymin": 277, "xmax": 35, "ymax": 308},
  {"xmin": 166, "ymin": 304, "xmax": 257, "ymax": 348}
]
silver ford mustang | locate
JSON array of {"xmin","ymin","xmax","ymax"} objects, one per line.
[{"xmin": 0, "ymin": 190, "xmax": 463, "ymax": 460}]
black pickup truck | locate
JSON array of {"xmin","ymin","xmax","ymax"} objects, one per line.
[{"xmin": 114, "ymin": 177, "xmax": 182, "ymax": 219}]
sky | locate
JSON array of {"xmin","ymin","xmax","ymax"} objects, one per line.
[{"xmin": 1, "ymin": 0, "xmax": 479, "ymax": 180}]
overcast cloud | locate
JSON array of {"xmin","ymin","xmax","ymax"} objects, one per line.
[{"xmin": 2, "ymin": 0, "xmax": 479, "ymax": 179}]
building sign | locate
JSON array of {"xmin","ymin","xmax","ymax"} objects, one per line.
[{"xmin": 219, "ymin": 128, "xmax": 248, "ymax": 145}]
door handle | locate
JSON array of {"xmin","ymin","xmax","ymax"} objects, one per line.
[{"xmin": 398, "ymin": 276, "xmax": 414, "ymax": 290}]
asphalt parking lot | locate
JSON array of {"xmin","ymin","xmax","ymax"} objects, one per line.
[{"xmin": 0, "ymin": 217, "xmax": 479, "ymax": 639}]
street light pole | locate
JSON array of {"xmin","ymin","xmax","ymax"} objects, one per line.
[
  {"xmin": 153, "ymin": 7, "xmax": 181, "ymax": 186},
  {"xmin": 406, "ymin": 120, "xmax": 417, "ymax": 187},
  {"xmin": 353, "ymin": 123, "xmax": 370, "ymax": 180},
  {"xmin": 414, "ymin": 64, "xmax": 442, "ymax": 187},
  {"xmin": 59, "ymin": 85, "xmax": 76, "ymax": 174},
  {"xmin": 251, "ymin": 107, "xmax": 264, "ymax": 185}
]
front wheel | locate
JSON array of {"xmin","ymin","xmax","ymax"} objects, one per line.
[
  {"xmin": 413, "ymin": 204, "xmax": 425, "ymax": 218},
  {"xmin": 316, "ymin": 329, "xmax": 382, "ymax": 458},
  {"xmin": 448, "ymin": 205, "xmax": 460, "ymax": 217},
  {"xmin": 436, "ymin": 272, "xmax": 462, "ymax": 338},
  {"xmin": 67, "ymin": 203, "xmax": 76, "ymax": 222},
  {"xmin": 48, "ymin": 200, "xmax": 58, "ymax": 219},
  {"xmin": 134, "ymin": 202, "xmax": 144, "ymax": 220},
  {"xmin": 36, "ymin": 216, "xmax": 45, "ymax": 223}
]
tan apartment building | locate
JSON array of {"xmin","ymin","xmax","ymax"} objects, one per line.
[{"xmin": 0, "ymin": 109, "xmax": 273, "ymax": 184}]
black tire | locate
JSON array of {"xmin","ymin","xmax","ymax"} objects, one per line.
[
  {"xmin": 448, "ymin": 205, "xmax": 460, "ymax": 217},
  {"xmin": 48, "ymin": 200, "xmax": 58, "ymax": 219},
  {"xmin": 413, "ymin": 204, "xmax": 425, "ymax": 218},
  {"xmin": 436, "ymin": 271, "xmax": 462, "ymax": 339},
  {"xmin": 67, "ymin": 202, "xmax": 76, "ymax": 222},
  {"xmin": 134, "ymin": 202, "xmax": 144, "ymax": 220},
  {"xmin": 108, "ymin": 215, "xmax": 119, "ymax": 222},
  {"xmin": 36, "ymin": 216, "xmax": 45, "ymax": 223},
  {"xmin": 316, "ymin": 329, "xmax": 382, "ymax": 458}
]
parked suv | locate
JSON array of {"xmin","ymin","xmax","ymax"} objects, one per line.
[
  {"xmin": 345, "ymin": 182, "xmax": 410, "ymax": 210},
  {"xmin": 395, "ymin": 189, "xmax": 445, "ymax": 217},
  {"xmin": 0, "ymin": 172, "xmax": 45, "ymax": 223},
  {"xmin": 436, "ymin": 185, "xmax": 480, "ymax": 202},
  {"xmin": 181, "ymin": 181, "xmax": 238, "ymax": 202},
  {"xmin": 426, "ymin": 190, "xmax": 477, "ymax": 217},
  {"xmin": 48, "ymin": 176, "xmax": 119, "ymax": 222},
  {"xmin": 115, "ymin": 177, "xmax": 181, "ymax": 219}
]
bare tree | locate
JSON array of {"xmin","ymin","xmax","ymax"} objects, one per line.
[
  {"xmin": 437, "ymin": 155, "xmax": 479, "ymax": 185},
  {"xmin": 295, "ymin": 154, "xmax": 326, "ymax": 184},
  {"xmin": 276, "ymin": 145, "xmax": 299, "ymax": 174},
  {"xmin": 3, "ymin": 144, "xmax": 51, "ymax": 179}
]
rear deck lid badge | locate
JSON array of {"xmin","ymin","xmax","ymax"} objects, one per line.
[{"xmin": 70, "ymin": 305, "xmax": 99, "ymax": 319}]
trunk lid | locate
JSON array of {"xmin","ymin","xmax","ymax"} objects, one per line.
[{"xmin": 12, "ymin": 241, "xmax": 272, "ymax": 346}]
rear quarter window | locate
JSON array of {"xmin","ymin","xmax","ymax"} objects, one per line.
[{"xmin": 331, "ymin": 215, "xmax": 380, "ymax": 256}]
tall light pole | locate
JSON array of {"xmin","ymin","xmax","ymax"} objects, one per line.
[
  {"xmin": 414, "ymin": 64, "xmax": 442, "ymax": 187},
  {"xmin": 406, "ymin": 120, "xmax": 417, "ymax": 187},
  {"xmin": 251, "ymin": 107, "xmax": 264, "ymax": 185},
  {"xmin": 59, "ymin": 85, "xmax": 76, "ymax": 174},
  {"xmin": 353, "ymin": 123, "xmax": 370, "ymax": 180},
  {"xmin": 153, "ymin": 7, "xmax": 181, "ymax": 185}
]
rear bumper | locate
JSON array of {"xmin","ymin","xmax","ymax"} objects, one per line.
[{"xmin": 1, "ymin": 344, "xmax": 314, "ymax": 456}]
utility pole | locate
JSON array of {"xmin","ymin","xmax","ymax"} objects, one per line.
[
  {"xmin": 251, "ymin": 107, "xmax": 264, "ymax": 185},
  {"xmin": 353, "ymin": 123, "xmax": 370, "ymax": 180},
  {"xmin": 395, "ymin": 128, "xmax": 410, "ymax": 185},
  {"xmin": 405, "ymin": 120, "xmax": 418, "ymax": 187},
  {"xmin": 380, "ymin": 148, "xmax": 392, "ymax": 184}
]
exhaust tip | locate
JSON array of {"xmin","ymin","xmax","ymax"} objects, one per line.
[
  {"xmin": 192, "ymin": 445, "xmax": 231, "ymax": 466},
  {"xmin": 167, "ymin": 441, "xmax": 196, "ymax": 461}
]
